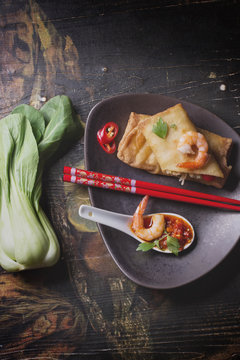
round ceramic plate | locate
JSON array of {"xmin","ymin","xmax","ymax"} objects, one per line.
[{"xmin": 84, "ymin": 93, "xmax": 240, "ymax": 289}]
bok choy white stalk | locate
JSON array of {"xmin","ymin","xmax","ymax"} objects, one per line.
[{"xmin": 0, "ymin": 95, "xmax": 83, "ymax": 271}]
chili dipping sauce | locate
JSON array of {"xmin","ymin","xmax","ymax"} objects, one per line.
[{"xmin": 143, "ymin": 214, "xmax": 193, "ymax": 251}]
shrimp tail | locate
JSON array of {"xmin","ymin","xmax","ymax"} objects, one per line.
[
  {"xmin": 132, "ymin": 195, "xmax": 149, "ymax": 231},
  {"xmin": 177, "ymin": 161, "xmax": 198, "ymax": 169},
  {"xmin": 135, "ymin": 195, "xmax": 149, "ymax": 215}
]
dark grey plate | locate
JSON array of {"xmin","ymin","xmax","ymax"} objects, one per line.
[{"xmin": 84, "ymin": 93, "xmax": 240, "ymax": 289}]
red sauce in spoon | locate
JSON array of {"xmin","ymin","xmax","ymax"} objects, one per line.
[{"xmin": 142, "ymin": 214, "xmax": 193, "ymax": 251}]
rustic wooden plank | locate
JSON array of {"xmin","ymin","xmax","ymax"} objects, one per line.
[{"xmin": 0, "ymin": 0, "xmax": 239, "ymax": 359}]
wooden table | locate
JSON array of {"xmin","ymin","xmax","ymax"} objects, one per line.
[{"xmin": 0, "ymin": 0, "xmax": 240, "ymax": 358}]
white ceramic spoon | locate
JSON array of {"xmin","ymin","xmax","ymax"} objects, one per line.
[{"xmin": 79, "ymin": 205, "xmax": 195, "ymax": 253}]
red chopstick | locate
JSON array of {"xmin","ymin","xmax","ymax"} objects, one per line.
[
  {"xmin": 63, "ymin": 166, "xmax": 240, "ymax": 206},
  {"xmin": 63, "ymin": 174, "xmax": 240, "ymax": 212}
]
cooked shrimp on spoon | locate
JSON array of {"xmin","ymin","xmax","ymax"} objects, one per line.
[
  {"xmin": 177, "ymin": 131, "xmax": 209, "ymax": 170},
  {"xmin": 79, "ymin": 195, "xmax": 194, "ymax": 254},
  {"xmin": 131, "ymin": 195, "xmax": 165, "ymax": 241}
]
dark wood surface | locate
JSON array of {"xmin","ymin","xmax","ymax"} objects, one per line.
[{"xmin": 0, "ymin": 0, "xmax": 240, "ymax": 359}]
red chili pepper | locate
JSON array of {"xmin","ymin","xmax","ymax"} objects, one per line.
[
  {"xmin": 202, "ymin": 174, "xmax": 215, "ymax": 182},
  {"xmin": 97, "ymin": 133, "xmax": 116, "ymax": 153},
  {"xmin": 97, "ymin": 122, "xmax": 119, "ymax": 154},
  {"xmin": 99, "ymin": 122, "xmax": 119, "ymax": 143}
]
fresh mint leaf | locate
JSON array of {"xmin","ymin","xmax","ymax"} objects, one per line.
[
  {"xmin": 166, "ymin": 235, "xmax": 180, "ymax": 256},
  {"xmin": 136, "ymin": 242, "xmax": 155, "ymax": 252},
  {"xmin": 152, "ymin": 117, "xmax": 168, "ymax": 139}
]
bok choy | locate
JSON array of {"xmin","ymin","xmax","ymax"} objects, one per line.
[{"xmin": 0, "ymin": 95, "xmax": 83, "ymax": 271}]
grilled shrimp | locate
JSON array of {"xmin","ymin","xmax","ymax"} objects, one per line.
[
  {"xmin": 177, "ymin": 131, "xmax": 209, "ymax": 169},
  {"xmin": 131, "ymin": 195, "xmax": 165, "ymax": 241}
]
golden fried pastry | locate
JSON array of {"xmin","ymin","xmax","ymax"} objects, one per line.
[
  {"xmin": 117, "ymin": 112, "xmax": 161, "ymax": 174},
  {"xmin": 117, "ymin": 104, "xmax": 232, "ymax": 188}
]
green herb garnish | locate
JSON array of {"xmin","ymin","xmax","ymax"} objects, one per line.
[
  {"xmin": 166, "ymin": 235, "xmax": 180, "ymax": 256},
  {"xmin": 152, "ymin": 117, "xmax": 168, "ymax": 139},
  {"xmin": 136, "ymin": 242, "xmax": 155, "ymax": 252},
  {"xmin": 136, "ymin": 238, "xmax": 162, "ymax": 252},
  {"xmin": 170, "ymin": 123, "xmax": 177, "ymax": 129},
  {"xmin": 136, "ymin": 233, "xmax": 180, "ymax": 255}
]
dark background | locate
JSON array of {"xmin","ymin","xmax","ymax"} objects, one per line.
[{"xmin": 0, "ymin": 0, "xmax": 240, "ymax": 359}]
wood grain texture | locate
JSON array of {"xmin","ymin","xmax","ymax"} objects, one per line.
[{"xmin": 0, "ymin": 0, "xmax": 239, "ymax": 359}]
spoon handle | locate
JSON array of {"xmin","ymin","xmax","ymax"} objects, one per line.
[{"xmin": 79, "ymin": 205, "xmax": 132, "ymax": 234}]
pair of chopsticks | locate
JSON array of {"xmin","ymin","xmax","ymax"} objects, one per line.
[{"xmin": 63, "ymin": 166, "xmax": 240, "ymax": 212}]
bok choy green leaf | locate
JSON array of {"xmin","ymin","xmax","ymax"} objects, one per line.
[{"xmin": 0, "ymin": 95, "xmax": 83, "ymax": 271}]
